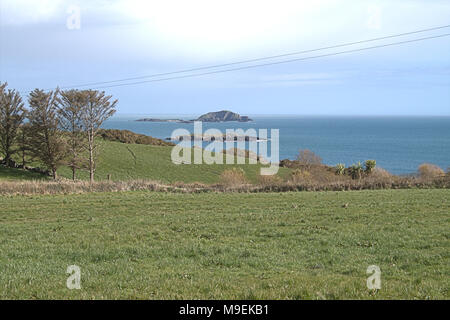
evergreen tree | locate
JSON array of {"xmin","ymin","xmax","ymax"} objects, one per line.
[
  {"xmin": 27, "ymin": 89, "xmax": 67, "ymax": 179},
  {"xmin": 0, "ymin": 82, "xmax": 26, "ymax": 166}
]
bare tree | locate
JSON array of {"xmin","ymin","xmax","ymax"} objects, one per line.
[
  {"xmin": 0, "ymin": 82, "xmax": 26, "ymax": 166},
  {"xmin": 297, "ymin": 149, "xmax": 322, "ymax": 169},
  {"xmin": 27, "ymin": 89, "xmax": 67, "ymax": 179},
  {"xmin": 56, "ymin": 90, "xmax": 87, "ymax": 180},
  {"xmin": 80, "ymin": 90, "xmax": 117, "ymax": 183}
]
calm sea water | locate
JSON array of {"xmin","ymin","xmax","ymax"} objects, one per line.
[{"xmin": 103, "ymin": 115, "xmax": 450, "ymax": 175}]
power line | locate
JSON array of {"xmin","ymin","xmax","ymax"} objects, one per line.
[
  {"xmin": 19, "ymin": 24, "xmax": 450, "ymax": 93},
  {"xmin": 87, "ymin": 32, "xmax": 450, "ymax": 90}
]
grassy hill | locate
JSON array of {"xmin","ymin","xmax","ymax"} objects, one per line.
[
  {"xmin": 55, "ymin": 140, "xmax": 291, "ymax": 184},
  {"xmin": 0, "ymin": 138, "xmax": 290, "ymax": 184},
  {"xmin": 0, "ymin": 189, "xmax": 448, "ymax": 299}
]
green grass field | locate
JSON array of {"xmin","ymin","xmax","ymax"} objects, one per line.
[
  {"xmin": 0, "ymin": 166, "xmax": 48, "ymax": 181},
  {"xmin": 0, "ymin": 140, "xmax": 290, "ymax": 184},
  {"xmin": 0, "ymin": 189, "xmax": 448, "ymax": 299}
]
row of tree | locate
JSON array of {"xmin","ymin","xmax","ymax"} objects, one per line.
[{"xmin": 0, "ymin": 82, "xmax": 117, "ymax": 182}]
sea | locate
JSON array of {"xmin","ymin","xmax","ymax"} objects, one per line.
[{"xmin": 102, "ymin": 115, "xmax": 450, "ymax": 175}]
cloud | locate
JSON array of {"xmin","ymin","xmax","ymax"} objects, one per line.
[
  {"xmin": 0, "ymin": 0, "xmax": 64, "ymax": 25},
  {"xmin": 1, "ymin": 0, "xmax": 450, "ymax": 63}
]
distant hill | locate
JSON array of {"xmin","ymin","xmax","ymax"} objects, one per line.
[
  {"xmin": 98, "ymin": 129, "xmax": 174, "ymax": 146},
  {"xmin": 195, "ymin": 110, "xmax": 252, "ymax": 122},
  {"xmin": 136, "ymin": 110, "xmax": 252, "ymax": 123},
  {"xmin": 135, "ymin": 118, "xmax": 192, "ymax": 123}
]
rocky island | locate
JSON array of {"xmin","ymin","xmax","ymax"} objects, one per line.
[
  {"xmin": 136, "ymin": 110, "xmax": 252, "ymax": 123},
  {"xmin": 195, "ymin": 110, "xmax": 252, "ymax": 122}
]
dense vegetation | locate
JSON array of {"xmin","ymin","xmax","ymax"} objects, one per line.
[
  {"xmin": 98, "ymin": 129, "xmax": 174, "ymax": 146},
  {"xmin": 0, "ymin": 189, "xmax": 448, "ymax": 299}
]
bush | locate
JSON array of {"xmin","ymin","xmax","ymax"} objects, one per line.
[
  {"xmin": 279, "ymin": 159, "xmax": 306, "ymax": 169},
  {"xmin": 418, "ymin": 163, "xmax": 444, "ymax": 179},
  {"xmin": 364, "ymin": 160, "xmax": 376, "ymax": 174},
  {"xmin": 296, "ymin": 150, "xmax": 322, "ymax": 168},
  {"xmin": 219, "ymin": 168, "xmax": 248, "ymax": 186},
  {"xmin": 371, "ymin": 167, "xmax": 392, "ymax": 179},
  {"xmin": 290, "ymin": 169, "xmax": 313, "ymax": 184}
]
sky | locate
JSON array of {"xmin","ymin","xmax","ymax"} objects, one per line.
[{"xmin": 0, "ymin": 0, "xmax": 449, "ymax": 115}]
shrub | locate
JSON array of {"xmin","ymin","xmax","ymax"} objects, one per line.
[
  {"xmin": 371, "ymin": 167, "xmax": 392, "ymax": 179},
  {"xmin": 290, "ymin": 169, "xmax": 313, "ymax": 184},
  {"xmin": 296, "ymin": 149, "xmax": 322, "ymax": 168},
  {"xmin": 279, "ymin": 159, "xmax": 307, "ymax": 169},
  {"xmin": 219, "ymin": 168, "xmax": 248, "ymax": 186},
  {"xmin": 418, "ymin": 163, "xmax": 444, "ymax": 179},
  {"xmin": 364, "ymin": 160, "xmax": 376, "ymax": 174},
  {"xmin": 335, "ymin": 163, "xmax": 345, "ymax": 175},
  {"xmin": 364, "ymin": 167, "xmax": 395, "ymax": 186}
]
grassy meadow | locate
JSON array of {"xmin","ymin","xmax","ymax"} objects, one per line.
[
  {"xmin": 0, "ymin": 140, "xmax": 290, "ymax": 184},
  {"xmin": 0, "ymin": 189, "xmax": 448, "ymax": 299},
  {"xmin": 0, "ymin": 135, "xmax": 448, "ymax": 300},
  {"xmin": 0, "ymin": 166, "xmax": 48, "ymax": 182}
]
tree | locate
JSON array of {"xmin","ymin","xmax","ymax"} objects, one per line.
[
  {"xmin": 335, "ymin": 163, "xmax": 345, "ymax": 176},
  {"xmin": 418, "ymin": 163, "xmax": 444, "ymax": 179},
  {"xmin": 17, "ymin": 123, "xmax": 34, "ymax": 168},
  {"xmin": 350, "ymin": 161, "xmax": 364, "ymax": 180},
  {"xmin": 0, "ymin": 82, "xmax": 26, "ymax": 165},
  {"xmin": 364, "ymin": 160, "xmax": 377, "ymax": 174},
  {"xmin": 79, "ymin": 90, "xmax": 117, "ymax": 183},
  {"xmin": 56, "ymin": 90, "xmax": 87, "ymax": 180},
  {"xmin": 27, "ymin": 89, "xmax": 67, "ymax": 179}
]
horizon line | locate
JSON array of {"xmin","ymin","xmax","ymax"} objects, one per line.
[{"xmin": 113, "ymin": 113, "xmax": 450, "ymax": 117}]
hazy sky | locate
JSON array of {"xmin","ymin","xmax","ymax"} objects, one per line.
[{"xmin": 1, "ymin": 0, "xmax": 449, "ymax": 115}]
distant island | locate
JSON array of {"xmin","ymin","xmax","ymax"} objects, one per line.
[
  {"xmin": 196, "ymin": 110, "xmax": 252, "ymax": 122},
  {"xmin": 136, "ymin": 110, "xmax": 252, "ymax": 123},
  {"xmin": 135, "ymin": 118, "xmax": 192, "ymax": 124}
]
